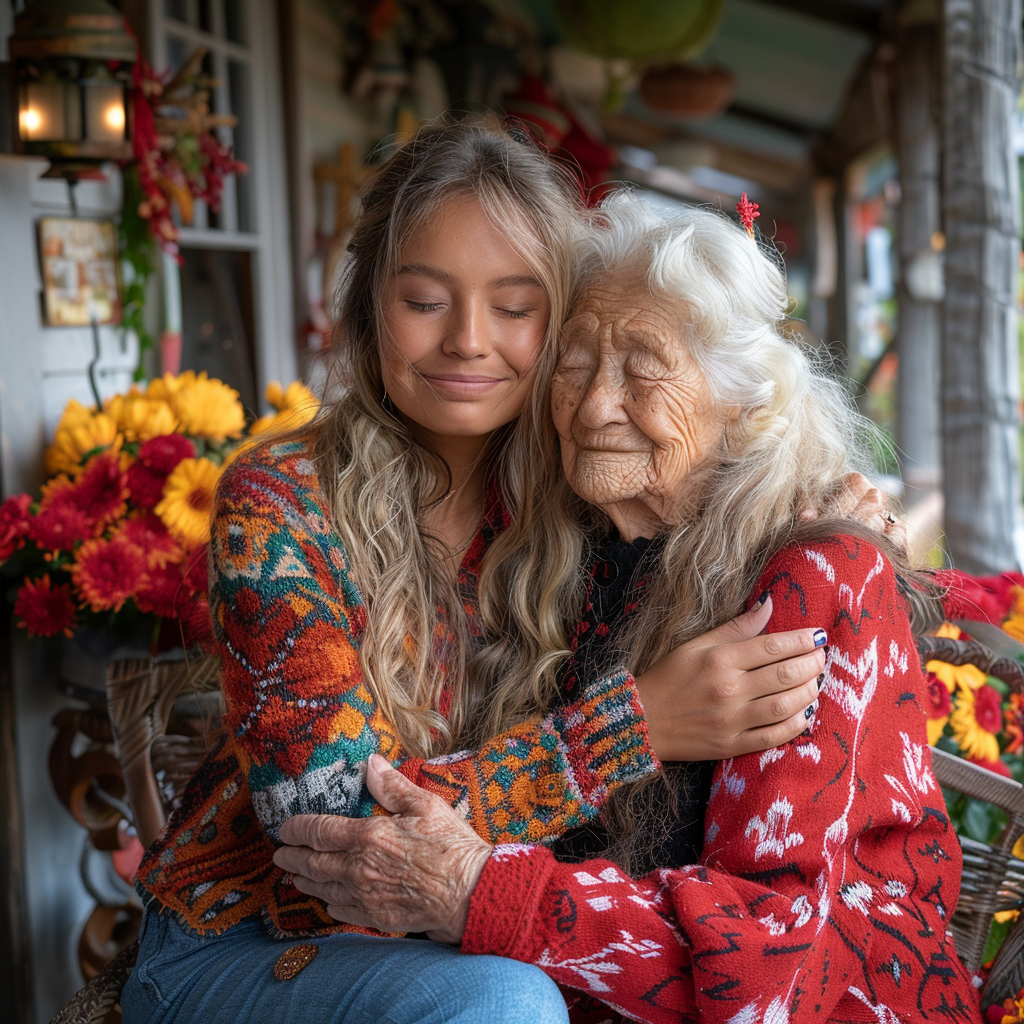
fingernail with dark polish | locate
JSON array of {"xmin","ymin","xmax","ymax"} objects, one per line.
[
  {"xmin": 758, "ymin": 592, "xmax": 770, "ymax": 605},
  {"xmin": 813, "ymin": 629, "xmax": 827, "ymax": 648},
  {"xmin": 804, "ymin": 699, "xmax": 819, "ymax": 720}
]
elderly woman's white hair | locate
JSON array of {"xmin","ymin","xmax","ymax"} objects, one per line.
[
  {"xmin": 566, "ymin": 194, "xmax": 928, "ymax": 871},
  {"xmin": 571, "ymin": 193, "xmax": 902, "ymax": 671}
]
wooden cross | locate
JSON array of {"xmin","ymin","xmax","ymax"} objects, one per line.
[{"xmin": 314, "ymin": 143, "xmax": 367, "ymax": 240}]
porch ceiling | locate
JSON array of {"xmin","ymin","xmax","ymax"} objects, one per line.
[{"xmin": 605, "ymin": 0, "xmax": 885, "ymax": 192}]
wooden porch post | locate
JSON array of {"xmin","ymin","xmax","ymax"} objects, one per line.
[
  {"xmin": 894, "ymin": 0, "xmax": 942, "ymax": 505},
  {"xmin": 941, "ymin": 0, "xmax": 1023, "ymax": 574}
]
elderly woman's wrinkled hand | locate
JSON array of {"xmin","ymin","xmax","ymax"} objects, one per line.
[
  {"xmin": 802, "ymin": 472, "xmax": 908, "ymax": 553},
  {"xmin": 273, "ymin": 754, "xmax": 493, "ymax": 944}
]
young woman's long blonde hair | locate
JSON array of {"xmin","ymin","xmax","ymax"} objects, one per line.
[{"xmin": 307, "ymin": 119, "xmax": 586, "ymax": 758}]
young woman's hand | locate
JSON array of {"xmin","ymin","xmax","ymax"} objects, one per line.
[{"xmin": 633, "ymin": 596, "xmax": 825, "ymax": 762}]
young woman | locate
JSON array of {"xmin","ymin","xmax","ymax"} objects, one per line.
[{"xmin": 122, "ymin": 122, "xmax": 835, "ymax": 1024}]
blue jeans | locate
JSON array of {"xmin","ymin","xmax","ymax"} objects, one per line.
[{"xmin": 121, "ymin": 907, "xmax": 570, "ymax": 1024}]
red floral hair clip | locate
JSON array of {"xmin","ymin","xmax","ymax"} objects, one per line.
[{"xmin": 736, "ymin": 193, "xmax": 760, "ymax": 237}]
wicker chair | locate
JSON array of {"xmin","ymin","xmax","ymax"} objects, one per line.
[
  {"xmin": 51, "ymin": 653, "xmax": 222, "ymax": 1024},
  {"xmin": 917, "ymin": 631, "xmax": 1024, "ymax": 1013}
]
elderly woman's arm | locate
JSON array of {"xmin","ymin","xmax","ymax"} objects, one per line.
[{"xmin": 281, "ymin": 535, "xmax": 976, "ymax": 1024}]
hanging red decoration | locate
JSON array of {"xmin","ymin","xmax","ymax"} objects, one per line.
[{"xmin": 129, "ymin": 47, "xmax": 247, "ymax": 258}]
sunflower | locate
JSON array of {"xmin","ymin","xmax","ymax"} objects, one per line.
[
  {"xmin": 1003, "ymin": 587, "xmax": 1024, "ymax": 644},
  {"xmin": 250, "ymin": 380, "xmax": 319, "ymax": 437},
  {"xmin": 105, "ymin": 390, "xmax": 179, "ymax": 441},
  {"xmin": 167, "ymin": 372, "xmax": 245, "ymax": 442},
  {"xmin": 13, "ymin": 575, "xmax": 76, "ymax": 637},
  {"xmin": 925, "ymin": 623, "xmax": 990, "ymax": 691},
  {"xmin": 949, "ymin": 683, "xmax": 1002, "ymax": 762},
  {"xmin": 156, "ymin": 457, "xmax": 221, "ymax": 547},
  {"xmin": 924, "ymin": 673, "xmax": 951, "ymax": 745},
  {"xmin": 45, "ymin": 400, "xmax": 121, "ymax": 477},
  {"xmin": 72, "ymin": 535, "xmax": 148, "ymax": 613}
]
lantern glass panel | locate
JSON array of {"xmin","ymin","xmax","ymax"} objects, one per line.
[
  {"xmin": 20, "ymin": 82, "xmax": 74, "ymax": 141},
  {"xmin": 84, "ymin": 82, "xmax": 126, "ymax": 143}
]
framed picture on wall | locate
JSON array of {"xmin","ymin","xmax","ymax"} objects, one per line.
[{"xmin": 37, "ymin": 217, "xmax": 121, "ymax": 327}]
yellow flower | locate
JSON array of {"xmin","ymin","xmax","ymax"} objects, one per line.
[
  {"xmin": 1015, "ymin": 833, "xmax": 1024, "ymax": 860},
  {"xmin": 155, "ymin": 457, "xmax": 221, "ymax": 547},
  {"xmin": 105, "ymin": 390, "xmax": 179, "ymax": 441},
  {"xmin": 1002, "ymin": 587, "xmax": 1024, "ymax": 644},
  {"xmin": 935, "ymin": 621, "xmax": 962, "ymax": 640},
  {"xmin": 948, "ymin": 684, "xmax": 1001, "ymax": 761},
  {"xmin": 168, "ymin": 372, "xmax": 245, "ymax": 442},
  {"xmin": 250, "ymin": 380, "xmax": 319, "ymax": 437},
  {"xmin": 926, "ymin": 717, "xmax": 948, "ymax": 745},
  {"xmin": 45, "ymin": 400, "xmax": 121, "ymax": 476},
  {"xmin": 926, "ymin": 658, "xmax": 987, "ymax": 693}
]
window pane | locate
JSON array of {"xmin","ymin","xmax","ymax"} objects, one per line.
[
  {"xmin": 228, "ymin": 59, "xmax": 254, "ymax": 232},
  {"xmin": 164, "ymin": 0, "xmax": 189, "ymax": 23},
  {"xmin": 224, "ymin": 0, "xmax": 247, "ymax": 44},
  {"xmin": 198, "ymin": 0, "xmax": 215, "ymax": 34},
  {"xmin": 178, "ymin": 247, "xmax": 258, "ymax": 416},
  {"xmin": 166, "ymin": 34, "xmax": 190, "ymax": 74}
]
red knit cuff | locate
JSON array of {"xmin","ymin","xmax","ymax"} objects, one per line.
[{"xmin": 461, "ymin": 844, "xmax": 554, "ymax": 960}]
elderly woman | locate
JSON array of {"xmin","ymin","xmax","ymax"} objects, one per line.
[{"xmin": 276, "ymin": 198, "xmax": 979, "ymax": 1024}]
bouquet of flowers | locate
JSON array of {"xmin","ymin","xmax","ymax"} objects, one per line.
[
  {"xmin": 923, "ymin": 572, "xmax": 1024, "ymax": 970},
  {"xmin": 0, "ymin": 373, "xmax": 317, "ymax": 652}
]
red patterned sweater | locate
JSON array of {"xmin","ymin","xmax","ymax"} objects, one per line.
[
  {"xmin": 462, "ymin": 536, "xmax": 981, "ymax": 1024},
  {"xmin": 136, "ymin": 440, "xmax": 657, "ymax": 936}
]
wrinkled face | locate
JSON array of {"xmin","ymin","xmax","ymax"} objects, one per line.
[
  {"xmin": 551, "ymin": 273, "xmax": 730, "ymax": 540},
  {"xmin": 379, "ymin": 195, "xmax": 551, "ymax": 449}
]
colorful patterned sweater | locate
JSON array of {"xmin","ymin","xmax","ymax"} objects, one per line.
[
  {"xmin": 462, "ymin": 536, "xmax": 981, "ymax": 1024},
  {"xmin": 135, "ymin": 440, "xmax": 657, "ymax": 936}
]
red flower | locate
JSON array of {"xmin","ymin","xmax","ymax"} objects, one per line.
[
  {"xmin": 1005, "ymin": 692, "xmax": 1024, "ymax": 755},
  {"xmin": 0, "ymin": 493, "xmax": 32, "ymax": 560},
  {"xmin": 925, "ymin": 673, "xmax": 952, "ymax": 719},
  {"xmin": 27, "ymin": 492, "xmax": 93, "ymax": 552},
  {"xmin": 180, "ymin": 546, "xmax": 209, "ymax": 594},
  {"xmin": 114, "ymin": 513, "xmax": 181, "ymax": 568},
  {"xmin": 72, "ymin": 535, "xmax": 148, "ymax": 613},
  {"xmin": 177, "ymin": 592, "xmax": 213, "ymax": 649},
  {"xmin": 126, "ymin": 434, "xmax": 194, "ymax": 509},
  {"xmin": 974, "ymin": 683, "xmax": 1004, "ymax": 735},
  {"xmin": 967, "ymin": 755, "xmax": 1012, "ymax": 778},
  {"xmin": 13, "ymin": 575, "xmax": 76, "ymax": 637},
  {"xmin": 134, "ymin": 560, "xmax": 183, "ymax": 618},
  {"xmin": 72, "ymin": 450, "xmax": 128, "ymax": 529}
]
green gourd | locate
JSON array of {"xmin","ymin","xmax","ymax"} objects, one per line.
[{"xmin": 550, "ymin": 0, "xmax": 725, "ymax": 64}]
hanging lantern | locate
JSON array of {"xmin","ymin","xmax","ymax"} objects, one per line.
[{"xmin": 8, "ymin": 0, "xmax": 135, "ymax": 179}]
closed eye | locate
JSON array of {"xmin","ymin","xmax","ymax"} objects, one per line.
[
  {"xmin": 406, "ymin": 300, "xmax": 444, "ymax": 313},
  {"xmin": 498, "ymin": 308, "xmax": 534, "ymax": 320}
]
